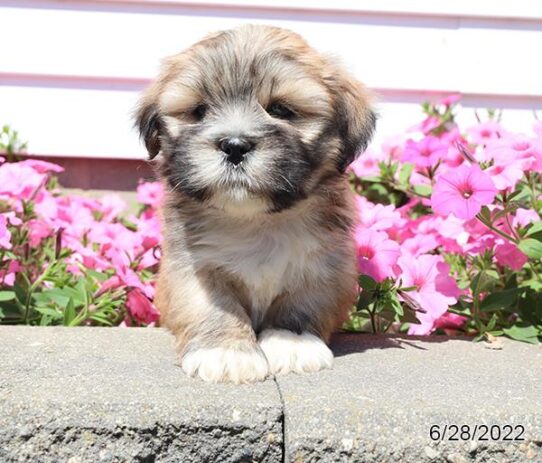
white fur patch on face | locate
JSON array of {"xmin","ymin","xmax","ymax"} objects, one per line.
[
  {"xmin": 181, "ymin": 345, "xmax": 269, "ymax": 384},
  {"xmin": 258, "ymin": 329, "xmax": 333, "ymax": 375}
]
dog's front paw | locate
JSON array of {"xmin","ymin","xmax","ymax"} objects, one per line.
[
  {"xmin": 258, "ymin": 329, "xmax": 333, "ymax": 375},
  {"xmin": 181, "ymin": 344, "xmax": 269, "ymax": 384}
]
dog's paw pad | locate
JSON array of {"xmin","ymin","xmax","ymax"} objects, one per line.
[
  {"xmin": 181, "ymin": 345, "xmax": 269, "ymax": 384},
  {"xmin": 258, "ymin": 329, "xmax": 333, "ymax": 375}
]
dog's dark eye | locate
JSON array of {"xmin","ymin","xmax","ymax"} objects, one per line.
[
  {"xmin": 267, "ymin": 102, "xmax": 296, "ymax": 120},
  {"xmin": 192, "ymin": 104, "xmax": 207, "ymax": 121}
]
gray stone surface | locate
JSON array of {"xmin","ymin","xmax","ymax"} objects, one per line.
[
  {"xmin": 0, "ymin": 327, "xmax": 282, "ymax": 463},
  {"xmin": 278, "ymin": 333, "xmax": 542, "ymax": 463},
  {"xmin": 1, "ymin": 328, "xmax": 541, "ymax": 463}
]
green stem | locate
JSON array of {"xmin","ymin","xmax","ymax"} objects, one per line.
[
  {"xmin": 476, "ymin": 214, "xmax": 519, "ymax": 244},
  {"xmin": 526, "ymin": 172, "xmax": 540, "ymax": 216},
  {"xmin": 23, "ymin": 267, "xmax": 51, "ymax": 324},
  {"xmin": 382, "ymin": 319, "xmax": 394, "ymax": 333},
  {"xmin": 501, "ymin": 193, "xmax": 520, "ymax": 242},
  {"xmin": 382, "ymin": 179, "xmax": 430, "ymax": 200},
  {"xmin": 447, "ymin": 308, "xmax": 472, "ymax": 319},
  {"xmin": 504, "ymin": 213, "xmax": 520, "ymax": 241},
  {"xmin": 528, "ymin": 261, "xmax": 542, "ymax": 283},
  {"xmin": 367, "ymin": 305, "xmax": 377, "ymax": 334}
]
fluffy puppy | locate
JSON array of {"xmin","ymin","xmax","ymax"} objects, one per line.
[{"xmin": 135, "ymin": 25, "xmax": 375, "ymax": 383}]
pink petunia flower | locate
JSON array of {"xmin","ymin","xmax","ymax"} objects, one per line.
[
  {"xmin": 138, "ymin": 247, "xmax": 160, "ymax": 269},
  {"xmin": 408, "ymin": 116, "xmax": 441, "ymax": 135},
  {"xmin": 397, "ymin": 254, "xmax": 459, "ymax": 335},
  {"xmin": 513, "ymin": 208, "xmax": 540, "ymax": 228},
  {"xmin": 440, "ymin": 94, "xmax": 461, "ymax": 106},
  {"xmin": 401, "ymin": 136, "xmax": 449, "ymax": 168},
  {"xmin": 126, "ymin": 288, "xmax": 159, "ymax": 325},
  {"xmin": 2, "ymin": 212, "xmax": 22, "ymax": 227},
  {"xmin": 431, "ymin": 164, "xmax": 497, "ymax": 220},
  {"xmin": 354, "ymin": 228, "xmax": 400, "ymax": 282},
  {"xmin": 18, "ymin": 159, "xmax": 64, "ymax": 174},
  {"xmin": 0, "ymin": 260, "xmax": 21, "ymax": 286},
  {"xmin": 401, "ymin": 234, "xmax": 440, "ymax": 257},
  {"xmin": 0, "ymin": 214, "xmax": 12, "ymax": 249},
  {"xmin": 434, "ymin": 312, "xmax": 467, "ymax": 332},
  {"xmin": 0, "ymin": 162, "xmax": 46, "ymax": 202},
  {"xmin": 483, "ymin": 134, "xmax": 542, "ymax": 172},
  {"xmin": 440, "ymin": 129, "xmax": 468, "ymax": 167},
  {"xmin": 466, "ymin": 121, "xmax": 505, "ymax": 146},
  {"xmin": 381, "ymin": 134, "xmax": 408, "ymax": 161},
  {"xmin": 485, "ymin": 160, "xmax": 524, "ymax": 191},
  {"xmin": 355, "ymin": 196, "xmax": 405, "ymax": 232},
  {"xmin": 494, "ymin": 240, "xmax": 527, "ymax": 271},
  {"xmin": 137, "ymin": 182, "xmax": 164, "ymax": 207},
  {"xmin": 99, "ymin": 194, "xmax": 126, "ymax": 221},
  {"xmin": 134, "ymin": 216, "xmax": 162, "ymax": 251},
  {"xmin": 349, "ymin": 149, "xmax": 384, "ymax": 178},
  {"xmin": 27, "ymin": 219, "xmax": 53, "ymax": 246}
]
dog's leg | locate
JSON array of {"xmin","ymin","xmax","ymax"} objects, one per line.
[
  {"xmin": 258, "ymin": 328, "xmax": 333, "ymax": 375},
  {"xmin": 157, "ymin": 267, "xmax": 269, "ymax": 384},
  {"xmin": 258, "ymin": 284, "xmax": 354, "ymax": 376}
]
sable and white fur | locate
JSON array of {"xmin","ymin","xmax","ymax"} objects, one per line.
[{"xmin": 135, "ymin": 25, "xmax": 376, "ymax": 383}]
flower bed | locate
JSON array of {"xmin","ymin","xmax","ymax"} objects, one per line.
[{"xmin": 1, "ymin": 98, "xmax": 541, "ymax": 343}]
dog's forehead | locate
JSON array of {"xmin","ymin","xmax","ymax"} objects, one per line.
[
  {"xmin": 158, "ymin": 26, "xmax": 331, "ymax": 110},
  {"xmin": 192, "ymin": 25, "xmax": 316, "ymax": 78}
]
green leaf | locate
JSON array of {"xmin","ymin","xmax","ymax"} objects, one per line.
[
  {"xmin": 478, "ymin": 206, "xmax": 492, "ymax": 223},
  {"xmin": 39, "ymin": 314, "xmax": 53, "ymax": 326},
  {"xmin": 13, "ymin": 282, "xmax": 28, "ymax": 305},
  {"xmin": 470, "ymin": 271, "xmax": 498, "ymax": 296},
  {"xmin": 507, "ymin": 188, "xmax": 529, "ymax": 203},
  {"xmin": 504, "ymin": 273, "xmax": 518, "ymax": 290},
  {"xmin": 74, "ymin": 279, "xmax": 89, "ymax": 304},
  {"xmin": 480, "ymin": 288, "xmax": 523, "ymax": 312},
  {"xmin": 503, "ymin": 324, "xmax": 540, "ymax": 345},
  {"xmin": 488, "ymin": 330, "xmax": 504, "ymax": 337},
  {"xmin": 413, "ymin": 184, "xmax": 432, "ymax": 197},
  {"xmin": 525, "ymin": 221, "xmax": 542, "ymax": 237},
  {"xmin": 518, "ymin": 239, "xmax": 542, "ymax": 259},
  {"xmin": 35, "ymin": 307, "xmax": 63, "ymax": 320},
  {"xmin": 486, "ymin": 313, "xmax": 498, "ymax": 332},
  {"xmin": 517, "ymin": 289, "xmax": 542, "ymax": 327},
  {"xmin": 398, "ymin": 163, "xmax": 413, "ymax": 186},
  {"xmin": 89, "ymin": 315, "xmax": 113, "ymax": 326},
  {"xmin": 63, "ymin": 297, "xmax": 76, "ymax": 326},
  {"xmin": 361, "ymin": 176, "xmax": 382, "ymax": 183},
  {"xmin": 390, "ymin": 296, "xmax": 404, "ymax": 317},
  {"xmin": 400, "ymin": 307, "xmax": 421, "ymax": 325},
  {"xmin": 358, "ymin": 274, "xmax": 377, "ymax": 291},
  {"xmin": 357, "ymin": 293, "xmax": 375, "ymax": 312},
  {"xmin": 33, "ymin": 288, "xmax": 72, "ymax": 308},
  {"xmin": 86, "ymin": 269, "xmax": 109, "ymax": 282},
  {"xmin": 0, "ymin": 291, "xmax": 16, "ymax": 302}
]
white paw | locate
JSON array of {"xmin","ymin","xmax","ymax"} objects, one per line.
[
  {"xmin": 181, "ymin": 345, "xmax": 269, "ymax": 384},
  {"xmin": 258, "ymin": 329, "xmax": 333, "ymax": 375}
]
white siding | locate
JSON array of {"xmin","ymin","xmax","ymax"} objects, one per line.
[{"xmin": 1, "ymin": 1, "xmax": 541, "ymax": 159}]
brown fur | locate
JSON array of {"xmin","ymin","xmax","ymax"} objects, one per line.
[{"xmin": 136, "ymin": 25, "xmax": 375, "ymax": 383}]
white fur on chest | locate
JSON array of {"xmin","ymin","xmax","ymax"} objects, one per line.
[{"xmin": 191, "ymin": 219, "xmax": 321, "ymax": 323}]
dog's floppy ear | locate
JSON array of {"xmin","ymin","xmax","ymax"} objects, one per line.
[
  {"xmin": 135, "ymin": 98, "xmax": 162, "ymax": 160},
  {"xmin": 331, "ymin": 71, "xmax": 377, "ymax": 173}
]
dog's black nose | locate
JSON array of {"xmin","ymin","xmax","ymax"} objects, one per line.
[{"xmin": 219, "ymin": 137, "xmax": 253, "ymax": 165}]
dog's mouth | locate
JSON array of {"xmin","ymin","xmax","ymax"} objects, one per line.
[
  {"xmin": 225, "ymin": 160, "xmax": 247, "ymax": 172},
  {"xmin": 220, "ymin": 160, "xmax": 251, "ymax": 185},
  {"xmin": 215, "ymin": 160, "xmax": 273, "ymax": 201}
]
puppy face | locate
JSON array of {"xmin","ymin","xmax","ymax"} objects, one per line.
[{"xmin": 136, "ymin": 25, "xmax": 376, "ymax": 213}]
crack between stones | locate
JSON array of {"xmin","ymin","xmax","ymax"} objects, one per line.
[{"xmin": 273, "ymin": 375, "xmax": 287, "ymax": 463}]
